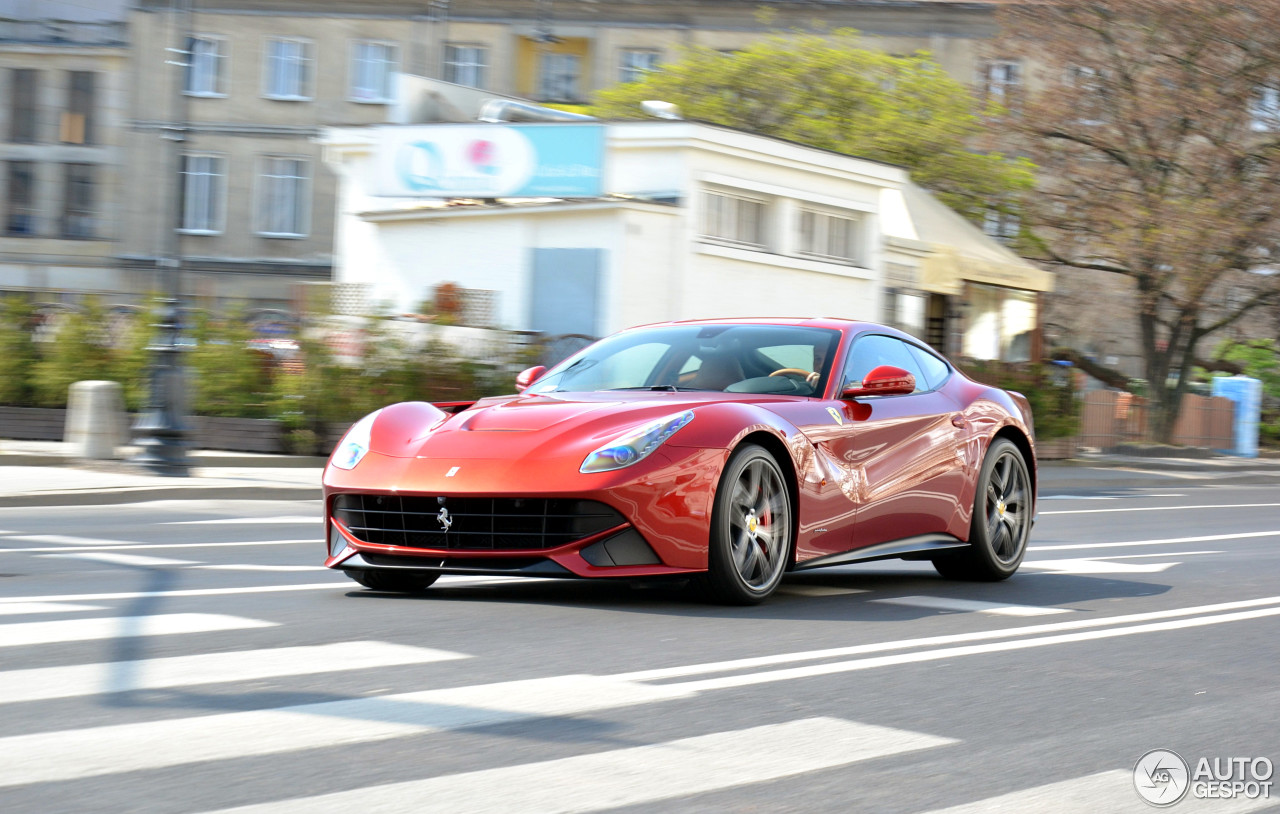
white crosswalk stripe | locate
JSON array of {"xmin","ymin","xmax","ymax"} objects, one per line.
[
  {"xmin": 200, "ymin": 717, "xmax": 956, "ymax": 814},
  {"xmin": 0, "ymin": 613, "xmax": 275, "ymax": 649},
  {"xmin": 0, "ymin": 601, "xmax": 103, "ymax": 616},
  {"xmin": 0, "ymin": 641, "xmax": 467, "ymax": 705},
  {"xmin": 0, "ymin": 675, "xmax": 695, "ymax": 788},
  {"xmin": 913, "ymin": 770, "xmax": 1277, "ymax": 813}
]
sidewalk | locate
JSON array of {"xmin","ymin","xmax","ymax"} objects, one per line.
[
  {"xmin": 2, "ymin": 439, "xmax": 1280, "ymax": 507},
  {"xmin": 0, "ymin": 440, "xmax": 324, "ymax": 507}
]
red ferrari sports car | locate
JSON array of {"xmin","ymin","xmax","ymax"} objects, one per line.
[{"xmin": 323, "ymin": 318, "xmax": 1036, "ymax": 604}]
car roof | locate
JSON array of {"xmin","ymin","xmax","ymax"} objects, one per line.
[{"xmin": 624, "ymin": 316, "xmax": 903, "ymax": 335}]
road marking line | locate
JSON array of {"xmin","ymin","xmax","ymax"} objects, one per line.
[
  {"xmin": 0, "ymin": 582, "xmax": 347, "ymax": 604},
  {"xmin": 0, "ymin": 641, "xmax": 468, "ymax": 705},
  {"xmin": 778, "ymin": 585, "xmax": 868, "ymax": 597},
  {"xmin": 192, "ymin": 565, "xmax": 328, "ymax": 572},
  {"xmin": 1021, "ymin": 558, "xmax": 1179, "ymax": 574},
  {"xmin": 5, "ymin": 534, "xmax": 136, "ymax": 546},
  {"xmin": 40, "ymin": 552, "xmax": 197, "ymax": 567},
  {"xmin": 200, "ymin": 717, "xmax": 955, "ymax": 814},
  {"xmin": 0, "ymin": 613, "xmax": 275, "ymax": 649},
  {"xmin": 0, "ymin": 602, "xmax": 103, "ymax": 617},
  {"xmin": 1041, "ymin": 502, "xmax": 1280, "ymax": 515},
  {"xmin": 1032, "ymin": 530, "xmax": 1280, "ymax": 552},
  {"xmin": 615, "ymin": 595, "xmax": 1280, "ymax": 682},
  {"xmin": 664, "ymin": 606, "xmax": 1280, "ymax": 694},
  {"xmin": 159, "ymin": 516, "xmax": 320, "ymax": 525},
  {"xmin": 914, "ymin": 769, "xmax": 1276, "ymax": 814},
  {"xmin": 871, "ymin": 596, "xmax": 1070, "ymax": 616},
  {"xmin": 0, "ymin": 539, "xmax": 316, "ymax": 554},
  {"xmin": 0, "ymin": 675, "xmax": 695, "ymax": 788},
  {"xmin": 1069, "ymin": 550, "xmax": 1221, "ymax": 560}
]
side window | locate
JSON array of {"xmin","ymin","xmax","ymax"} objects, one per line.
[
  {"xmin": 907, "ymin": 344, "xmax": 951, "ymax": 391},
  {"xmin": 841, "ymin": 335, "xmax": 928, "ymax": 394}
]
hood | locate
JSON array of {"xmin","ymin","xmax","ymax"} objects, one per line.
[{"xmin": 367, "ymin": 391, "xmax": 777, "ymax": 462}]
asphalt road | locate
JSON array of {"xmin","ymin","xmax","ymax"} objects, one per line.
[{"xmin": 1, "ymin": 480, "xmax": 1279, "ymax": 814}]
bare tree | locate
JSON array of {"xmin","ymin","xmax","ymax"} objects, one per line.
[{"xmin": 993, "ymin": 0, "xmax": 1280, "ymax": 440}]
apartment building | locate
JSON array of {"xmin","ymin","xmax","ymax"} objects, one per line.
[
  {"xmin": 0, "ymin": 17, "xmax": 129, "ymax": 300},
  {"xmin": 7, "ymin": 1, "xmax": 1026, "ymax": 311}
]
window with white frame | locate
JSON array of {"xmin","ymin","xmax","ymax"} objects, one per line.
[
  {"xmin": 264, "ymin": 38, "xmax": 313, "ymax": 100},
  {"xmin": 444, "ymin": 44, "xmax": 487, "ymax": 88},
  {"xmin": 256, "ymin": 157, "xmax": 309, "ymax": 237},
  {"xmin": 350, "ymin": 41, "xmax": 397, "ymax": 102},
  {"xmin": 619, "ymin": 49, "xmax": 660, "ymax": 83},
  {"xmin": 798, "ymin": 209, "xmax": 859, "ymax": 263},
  {"xmin": 1250, "ymin": 85, "xmax": 1280, "ymax": 132},
  {"xmin": 701, "ymin": 190, "xmax": 767, "ymax": 249},
  {"xmin": 184, "ymin": 36, "xmax": 226, "ymax": 96},
  {"xmin": 179, "ymin": 154, "xmax": 225, "ymax": 234},
  {"xmin": 538, "ymin": 53, "xmax": 580, "ymax": 102},
  {"xmin": 982, "ymin": 60, "xmax": 1021, "ymax": 110}
]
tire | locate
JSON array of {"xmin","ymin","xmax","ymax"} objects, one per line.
[
  {"xmin": 346, "ymin": 569, "xmax": 440, "ymax": 593},
  {"xmin": 704, "ymin": 444, "xmax": 793, "ymax": 604},
  {"xmin": 932, "ymin": 438, "xmax": 1031, "ymax": 581}
]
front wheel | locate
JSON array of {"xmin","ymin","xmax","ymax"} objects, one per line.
[
  {"xmin": 346, "ymin": 569, "xmax": 440, "ymax": 593},
  {"xmin": 704, "ymin": 444, "xmax": 793, "ymax": 604},
  {"xmin": 932, "ymin": 438, "xmax": 1031, "ymax": 581}
]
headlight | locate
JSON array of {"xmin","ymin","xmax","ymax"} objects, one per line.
[
  {"xmin": 580, "ymin": 410, "xmax": 694, "ymax": 474},
  {"xmin": 330, "ymin": 410, "xmax": 381, "ymax": 470}
]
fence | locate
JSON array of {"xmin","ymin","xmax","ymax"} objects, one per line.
[{"xmin": 1079, "ymin": 390, "xmax": 1234, "ymax": 451}]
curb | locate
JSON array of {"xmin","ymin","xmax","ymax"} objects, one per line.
[
  {"xmin": 0, "ymin": 484, "xmax": 323, "ymax": 508},
  {"xmin": 0, "ymin": 452, "xmax": 328, "ymax": 469}
]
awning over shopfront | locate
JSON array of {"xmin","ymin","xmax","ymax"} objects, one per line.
[{"xmin": 882, "ymin": 182, "xmax": 1053, "ymax": 296}]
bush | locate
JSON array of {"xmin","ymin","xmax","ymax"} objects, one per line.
[
  {"xmin": 188, "ymin": 309, "xmax": 273, "ymax": 418},
  {"xmin": 31, "ymin": 299, "xmax": 115, "ymax": 407},
  {"xmin": 0, "ymin": 297, "xmax": 37, "ymax": 405},
  {"xmin": 957, "ymin": 359, "xmax": 1081, "ymax": 440}
]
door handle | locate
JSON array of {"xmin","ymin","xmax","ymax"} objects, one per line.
[{"xmin": 951, "ymin": 414, "xmax": 967, "ymax": 429}]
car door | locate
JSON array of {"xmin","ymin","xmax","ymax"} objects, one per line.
[{"xmin": 826, "ymin": 333, "xmax": 969, "ymax": 548}]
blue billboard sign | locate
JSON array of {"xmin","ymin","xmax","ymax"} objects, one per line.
[{"xmin": 373, "ymin": 124, "xmax": 604, "ymax": 198}]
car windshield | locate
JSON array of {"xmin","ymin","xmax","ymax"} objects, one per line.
[{"xmin": 532, "ymin": 324, "xmax": 842, "ymax": 397}]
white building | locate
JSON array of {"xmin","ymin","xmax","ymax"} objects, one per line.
[{"xmin": 321, "ymin": 120, "xmax": 1052, "ymax": 360}]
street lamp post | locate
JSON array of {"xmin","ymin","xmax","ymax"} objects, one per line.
[{"xmin": 133, "ymin": 0, "xmax": 193, "ymax": 476}]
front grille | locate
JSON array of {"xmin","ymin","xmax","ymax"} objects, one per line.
[{"xmin": 333, "ymin": 494, "xmax": 625, "ymax": 551}]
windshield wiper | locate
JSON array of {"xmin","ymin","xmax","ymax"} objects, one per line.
[{"xmin": 606, "ymin": 385, "xmax": 702, "ymax": 392}]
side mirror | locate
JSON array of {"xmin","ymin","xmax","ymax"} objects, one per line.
[
  {"xmin": 515, "ymin": 365, "xmax": 547, "ymax": 394},
  {"xmin": 840, "ymin": 365, "xmax": 915, "ymax": 399}
]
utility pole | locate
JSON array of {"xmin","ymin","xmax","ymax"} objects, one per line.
[{"xmin": 133, "ymin": 0, "xmax": 192, "ymax": 476}]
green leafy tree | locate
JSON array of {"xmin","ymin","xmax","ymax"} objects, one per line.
[
  {"xmin": 591, "ymin": 29, "xmax": 1034, "ymax": 220},
  {"xmin": 0, "ymin": 297, "xmax": 38, "ymax": 405}
]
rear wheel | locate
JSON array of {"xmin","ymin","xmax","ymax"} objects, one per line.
[
  {"xmin": 704, "ymin": 444, "xmax": 793, "ymax": 604},
  {"xmin": 932, "ymin": 438, "xmax": 1031, "ymax": 581},
  {"xmin": 346, "ymin": 570, "xmax": 440, "ymax": 593}
]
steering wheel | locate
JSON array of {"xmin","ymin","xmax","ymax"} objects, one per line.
[{"xmin": 769, "ymin": 368, "xmax": 820, "ymax": 386}]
